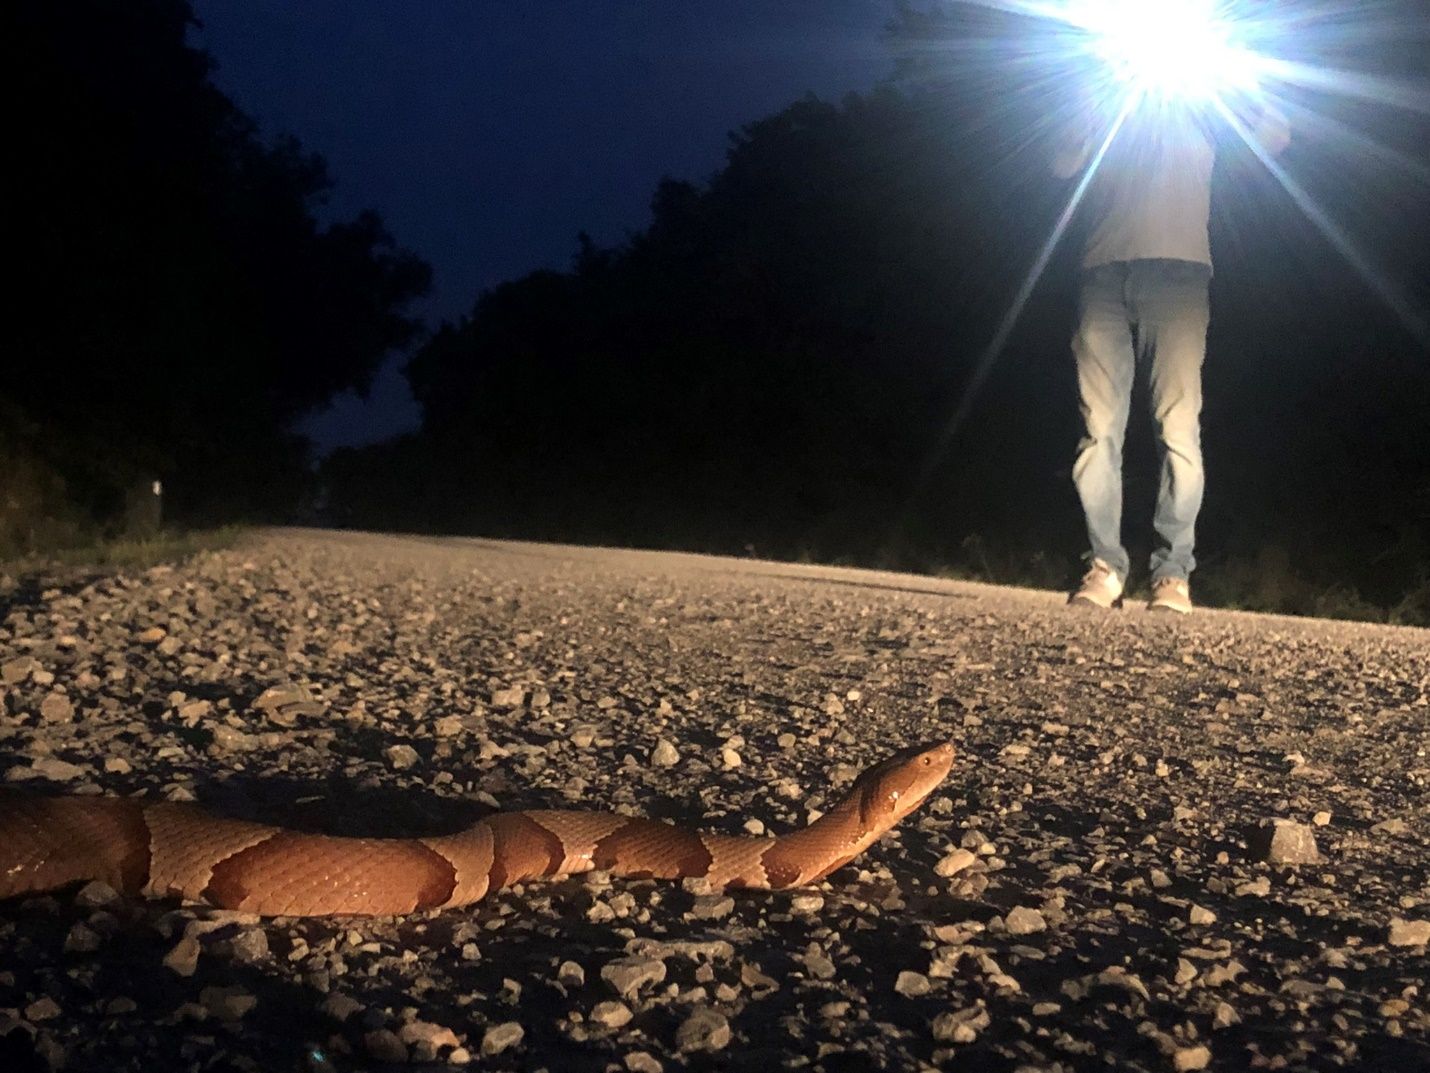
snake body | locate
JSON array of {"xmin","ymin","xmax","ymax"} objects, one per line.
[{"xmin": 0, "ymin": 742, "xmax": 953, "ymax": 917}]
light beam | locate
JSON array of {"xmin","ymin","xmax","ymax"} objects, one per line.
[
  {"xmin": 1212, "ymin": 95, "xmax": 1430, "ymax": 346},
  {"xmin": 889, "ymin": 95, "xmax": 1135, "ymax": 549}
]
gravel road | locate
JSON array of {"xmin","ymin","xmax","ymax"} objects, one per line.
[{"xmin": 2, "ymin": 528, "xmax": 1428, "ymax": 1073}]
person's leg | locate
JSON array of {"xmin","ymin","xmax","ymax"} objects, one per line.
[
  {"xmin": 1071, "ymin": 263, "xmax": 1136, "ymax": 583},
  {"xmin": 1134, "ymin": 260, "xmax": 1211, "ymax": 583}
]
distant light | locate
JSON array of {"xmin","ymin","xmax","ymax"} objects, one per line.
[{"xmin": 1070, "ymin": 0, "xmax": 1264, "ymax": 103}]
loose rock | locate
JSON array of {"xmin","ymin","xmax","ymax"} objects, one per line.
[
  {"xmin": 1387, "ymin": 918, "xmax": 1430, "ymax": 947},
  {"xmin": 1255, "ymin": 820, "xmax": 1321, "ymax": 865},
  {"xmin": 895, "ymin": 970, "xmax": 931, "ymax": 997},
  {"xmin": 1173, "ymin": 1045, "xmax": 1212, "ymax": 1071},
  {"xmin": 601, "ymin": 957, "xmax": 667, "ymax": 999},
  {"xmin": 1004, "ymin": 906, "xmax": 1047, "ymax": 935},
  {"xmin": 480, "ymin": 1022, "xmax": 524, "ymax": 1056},
  {"xmin": 674, "ymin": 1009, "xmax": 731, "ymax": 1053},
  {"xmin": 591, "ymin": 1001, "xmax": 633, "ymax": 1029}
]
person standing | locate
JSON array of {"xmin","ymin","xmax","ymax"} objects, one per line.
[{"xmin": 1054, "ymin": 97, "xmax": 1289, "ymax": 612}]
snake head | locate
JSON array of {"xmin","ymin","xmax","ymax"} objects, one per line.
[{"xmin": 856, "ymin": 741, "xmax": 956, "ymax": 828}]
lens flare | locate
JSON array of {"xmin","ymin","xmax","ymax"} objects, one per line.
[{"xmin": 1072, "ymin": 0, "xmax": 1264, "ymax": 102}]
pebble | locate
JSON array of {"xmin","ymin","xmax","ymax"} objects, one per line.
[
  {"xmin": 489, "ymin": 686, "xmax": 526, "ymax": 708},
  {"xmin": 27, "ymin": 757, "xmax": 87, "ymax": 781},
  {"xmin": 321, "ymin": 994, "xmax": 363, "ymax": 1022},
  {"xmin": 626, "ymin": 937, "xmax": 735, "ymax": 962},
  {"xmin": 1173, "ymin": 1045, "xmax": 1212, "ymax": 1071},
  {"xmin": 689, "ymin": 894, "xmax": 734, "ymax": 921},
  {"xmin": 1189, "ymin": 905, "xmax": 1217, "ymax": 926},
  {"xmin": 177, "ymin": 699, "xmax": 211, "ymax": 721},
  {"xmin": 384, "ymin": 744, "xmax": 420, "ymax": 770},
  {"xmin": 163, "ymin": 935, "xmax": 201, "ymax": 977},
  {"xmin": 1213, "ymin": 1002, "xmax": 1240, "ymax": 1028},
  {"xmin": 1004, "ymin": 906, "xmax": 1047, "ymax": 935},
  {"xmin": 64, "ymin": 923, "xmax": 102, "ymax": 953},
  {"xmin": 803, "ymin": 951, "xmax": 837, "ymax": 979},
  {"xmin": 25, "ymin": 997, "xmax": 61, "ymax": 1022},
  {"xmin": 199, "ymin": 985, "xmax": 257, "ymax": 1021},
  {"xmin": 601, "ymin": 957, "xmax": 667, "ymax": 999},
  {"xmin": 590, "ymin": 1001, "xmax": 633, "ymax": 1028},
  {"xmin": 480, "ymin": 1021, "xmax": 524, "ymax": 1056},
  {"xmin": 251, "ymin": 685, "xmax": 307, "ymax": 710},
  {"xmin": 1, "ymin": 657, "xmax": 38, "ymax": 684},
  {"xmin": 209, "ymin": 724, "xmax": 258, "ymax": 752},
  {"xmin": 625, "ymin": 1052, "xmax": 663, "ymax": 1073},
  {"xmin": 931, "ymin": 1005, "xmax": 990, "ymax": 1043},
  {"xmin": 1387, "ymin": 918, "xmax": 1430, "ymax": 947},
  {"xmin": 228, "ymin": 928, "xmax": 270, "ymax": 963},
  {"xmin": 674, "ymin": 1008, "xmax": 731, "ymax": 1053},
  {"xmin": 934, "ymin": 848, "xmax": 978, "ymax": 877},
  {"xmin": 1259, "ymin": 820, "xmax": 1321, "ymax": 865},
  {"xmin": 398, "ymin": 1020, "xmax": 463, "ymax": 1057},
  {"xmin": 557, "ymin": 960, "xmax": 585, "ymax": 987},
  {"xmin": 39, "ymin": 693, "xmax": 74, "ymax": 723},
  {"xmin": 74, "ymin": 881, "xmax": 119, "ymax": 908},
  {"xmin": 650, "ymin": 739, "xmax": 680, "ymax": 767},
  {"xmin": 895, "ymin": 970, "xmax": 931, "ymax": 997},
  {"xmin": 740, "ymin": 962, "xmax": 779, "ymax": 992},
  {"xmin": 364, "ymin": 1029, "xmax": 408, "ymax": 1063}
]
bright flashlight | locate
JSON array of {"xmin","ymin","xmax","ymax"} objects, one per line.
[{"xmin": 1071, "ymin": 0, "xmax": 1264, "ymax": 103}]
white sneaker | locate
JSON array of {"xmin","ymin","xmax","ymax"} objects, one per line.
[
  {"xmin": 1149, "ymin": 576, "xmax": 1193, "ymax": 614},
  {"xmin": 1071, "ymin": 559, "xmax": 1124, "ymax": 608}
]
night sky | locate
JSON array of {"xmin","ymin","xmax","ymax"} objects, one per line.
[{"xmin": 189, "ymin": 1, "xmax": 901, "ymax": 450}]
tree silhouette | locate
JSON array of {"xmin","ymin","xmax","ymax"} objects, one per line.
[{"xmin": 6, "ymin": 0, "xmax": 430, "ymax": 539}]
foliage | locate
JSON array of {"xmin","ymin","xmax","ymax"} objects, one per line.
[
  {"xmin": 7, "ymin": 0, "xmax": 430, "ymax": 531},
  {"xmin": 0, "ymin": 526, "xmax": 247, "ymax": 576}
]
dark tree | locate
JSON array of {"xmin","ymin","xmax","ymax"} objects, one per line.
[{"xmin": 5, "ymin": 0, "xmax": 430, "ymax": 541}]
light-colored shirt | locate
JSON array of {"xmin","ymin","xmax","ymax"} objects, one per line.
[{"xmin": 1080, "ymin": 105, "xmax": 1216, "ymax": 270}]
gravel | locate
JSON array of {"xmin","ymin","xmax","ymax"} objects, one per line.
[{"xmin": 2, "ymin": 527, "xmax": 1429, "ymax": 1071}]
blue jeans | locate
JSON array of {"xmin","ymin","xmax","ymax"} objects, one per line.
[{"xmin": 1071, "ymin": 259, "xmax": 1210, "ymax": 583}]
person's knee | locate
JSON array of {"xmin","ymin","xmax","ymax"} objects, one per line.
[
  {"xmin": 1155, "ymin": 415, "xmax": 1203, "ymax": 460},
  {"xmin": 1078, "ymin": 413, "xmax": 1125, "ymax": 448},
  {"xmin": 1152, "ymin": 383, "xmax": 1202, "ymax": 429}
]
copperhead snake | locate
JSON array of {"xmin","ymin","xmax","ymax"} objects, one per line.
[{"xmin": 0, "ymin": 742, "xmax": 954, "ymax": 917}]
